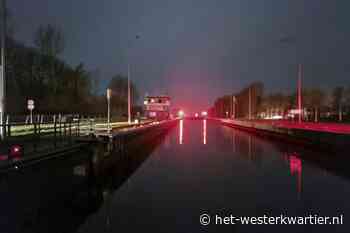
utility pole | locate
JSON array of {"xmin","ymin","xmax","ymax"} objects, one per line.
[
  {"xmin": 297, "ymin": 64, "xmax": 303, "ymax": 123},
  {"xmin": 232, "ymin": 95, "xmax": 236, "ymax": 119},
  {"xmin": 127, "ymin": 63, "xmax": 131, "ymax": 124},
  {"xmin": 0, "ymin": 0, "xmax": 6, "ymax": 139},
  {"xmin": 248, "ymin": 87, "xmax": 252, "ymax": 120},
  {"xmin": 127, "ymin": 35, "xmax": 140, "ymax": 125},
  {"xmin": 107, "ymin": 88, "xmax": 111, "ymax": 134}
]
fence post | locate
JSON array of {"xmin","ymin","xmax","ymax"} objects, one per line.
[
  {"xmin": 64, "ymin": 120, "xmax": 66, "ymax": 139},
  {"xmin": 59, "ymin": 114, "xmax": 62, "ymax": 141},
  {"xmin": 54, "ymin": 115, "xmax": 57, "ymax": 148},
  {"xmin": 6, "ymin": 115, "xmax": 10, "ymax": 138},
  {"xmin": 34, "ymin": 122, "xmax": 37, "ymax": 136},
  {"xmin": 38, "ymin": 120, "xmax": 41, "ymax": 141},
  {"xmin": 69, "ymin": 120, "xmax": 72, "ymax": 144},
  {"xmin": 77, "ymin": 117, "xmax": 80, "ymax": 137}
]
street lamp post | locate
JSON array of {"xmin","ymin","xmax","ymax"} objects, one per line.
[
  {"xmin": 107, "ymin": 88, "xmax": 111, "ymax": 134},
  {"xmin": 0, "ymin": 0, "xmax": 6, "ymax": 139},
  {"xmin": 127, "ymin": 35, "xmax": 140, "ymax": 125},
  {"xmin": 127, "ymin": 63, "xmax": 131, "ymax": 124},
  {"xmin": 232, "ymin": 96, "xmax": 236, "ymax": 119},
  {"xmin": 297, "ymin": 64, "xmax": 303, "ymax": 123}
]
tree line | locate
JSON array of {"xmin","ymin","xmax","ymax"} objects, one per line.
[
  {"xmin": 259, "ymin": 87, "xmax": 350, "ymax": 122},
  {"xmin": 5, "ymin": 24, "xmax": 139, "ymax": 117}
]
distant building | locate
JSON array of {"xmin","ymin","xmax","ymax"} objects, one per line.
[{"xmin": 143, "ymin": 95, "xmax": 171, "ymax": 120}]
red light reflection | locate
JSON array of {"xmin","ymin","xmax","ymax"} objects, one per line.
[
  {"xmin": 288, "ymin": 153, "xmax": 302, "ymax": 197},
  {"xmin": 203, "ymin": 119, "xmax": 207, "ymax": 145}
]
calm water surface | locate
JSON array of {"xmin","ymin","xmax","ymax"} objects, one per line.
[{"xmin": 78, "ymin": 120, "xmax": 350, "ymax": 233}]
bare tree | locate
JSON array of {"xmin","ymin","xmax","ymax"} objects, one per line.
[
  {"xmin": 332, "ymin": 87, "xmax": 345, "ymax": 121},
  {"xmin": 34, "ymin": 24, "xmax": 64, "ymax": 93},
  {"xmin": 0, "ymin": 3, "xmax": 15, "ymax": 37},
  {"xmin": 34, "ymin": 24, "xmax": 64, "ymax": 57},
  {"xmin": 90, "ymin": 69, "xmax": 101, "ymax": 96}
]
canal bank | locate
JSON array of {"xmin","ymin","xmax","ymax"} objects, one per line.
[
  {"xmin": 0, "ymin": 120, "xmax": 175, "ymax": 233},
  {"xmin": 212, "ymin": 118, "xmax": 350, "ymax": 150},
  {"xmin": 0, "ymin": 119, "xmax": 178, "ymax": 172}
]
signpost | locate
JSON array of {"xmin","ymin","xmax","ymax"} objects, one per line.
[
  {"xmin": 27, "ymin": 99, "xmax": 34, "ymax": 124},
  {"xmin": 107, "ymin": 89, "xmax": 111, "ymax": 134}
]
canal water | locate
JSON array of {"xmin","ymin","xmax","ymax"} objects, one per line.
[
  {"xmin": 1, "ymin": 120, "xmax": 350, "ymax": 233},
  {"xmin": 76, "ymin": 119, "xmax": 350, "ymax": 233}
]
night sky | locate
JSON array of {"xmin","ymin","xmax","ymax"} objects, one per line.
[{"xmin": 9, "ymin": 0, "xmax": 350, "ymax": 113}]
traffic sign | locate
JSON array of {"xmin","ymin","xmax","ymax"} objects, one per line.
[{"xmin": 27, "ymin": 99, "xmax": 34, "ymax": 110}]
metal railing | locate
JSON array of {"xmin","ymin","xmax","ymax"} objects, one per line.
[
  {"xmin": 0, "ymin": 115, "xmax": 99, "ymax": 159},
  {"xmin": 1, "ymin": 117, "xmax": 96, "ymax": 140}
]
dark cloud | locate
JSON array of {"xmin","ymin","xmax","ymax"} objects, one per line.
[
  {"xmin": 279, "ymin": 35, "xmax": 296, "ymax": 45},
  {"xmin": 8, "ymin": 0, "xmax": 350, "ymax": 112}
]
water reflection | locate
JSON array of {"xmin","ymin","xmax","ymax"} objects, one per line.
[
  {"xmin": 218, "ymin": 123, "xmax": 350, "ymax": 201},
  {"xmin": 178, "ymin": 119, "xmax": 207, "ymax": 145},
  {"xmin": 219, "ymin": 126, "xmax": 305, "ymax": 196},
  {"xmin": 288, "ymin": 153, "xmax": 302, "ymax": 198},
  {"xmin": 77, "ymin": 120, "xmax": 350, "ymax": 233},
  {"xmin": 203, "ymin": 119, "xmax": 207, "ymax": 145},
  {"xmin": 0, "ymin": 129, "xmax": 170, "ymax": 233},
  {"xmin": 179, "ymin": 119, "xmax": 183, "ymax": 145}
]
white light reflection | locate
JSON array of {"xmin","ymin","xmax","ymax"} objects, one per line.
[
  {"xmin": 203, "ymin": 119, "xmax": 207, "ymax": 145},
  {"xmin": 179, "ymin": 119, "xmax": 183, "ymax": 145}
]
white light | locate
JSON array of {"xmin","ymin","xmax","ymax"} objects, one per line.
[
  {"xmin": 201, "ymin": 111, "xmax": 207, "ymax": 116},
  {"xmin": 271, "ymin": 115, "xmax": 283, "ymax": 119},
  {"xmin": 144, "ymin": 100, "xmax": 148, "ymax": 105},
  {"xmin": 178, "ymin": 110, "xmax": 185, "ymax": 118},
  {"xmin": 106, "ymin": 89, "xmax": 111, "ymax": 99}
]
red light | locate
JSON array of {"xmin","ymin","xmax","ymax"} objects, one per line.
[
  {"xmin": 10, "ymin": 145, "xmax": 22, "ymax": 158},
  {"xmin": 195, "ymin": 113, "xmax": 199, "ymax": 117},
  {"xmin": 0, "ymin": 154, "xmax": 8, "ymax": 161}
]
